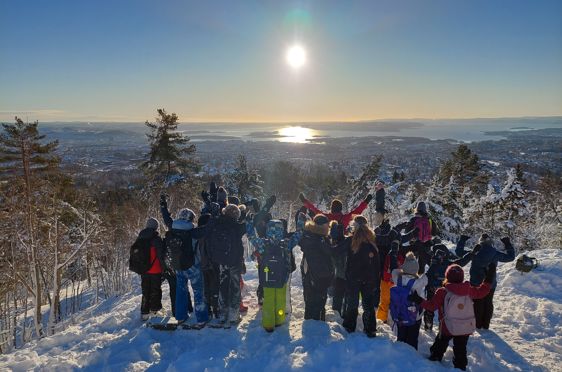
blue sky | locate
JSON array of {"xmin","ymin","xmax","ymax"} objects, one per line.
[{"xmin": 1, "ymin": 0, "xmax": 561, "ymax": 122}]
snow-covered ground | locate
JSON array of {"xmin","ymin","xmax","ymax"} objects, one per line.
[{"xmin": 1, "ymin": 248, "xmax": 560, "ymax": 371}]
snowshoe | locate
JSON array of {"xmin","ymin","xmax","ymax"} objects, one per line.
[{"xmin": 147, "ymin": 316, "xmax": 178, "ymax": 330}]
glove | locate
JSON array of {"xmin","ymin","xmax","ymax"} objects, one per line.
[
  {"xmin": 408, "ymin": 292, "xmax": 424, "ymax": 305},
  {"xmin": 500, "ymin": 237, "xmax": 511, "ymax": 245},
  {"xmin": 459, "ymin": 234, "xmax": 471, "ymax": 243},
  {"xmin": 364, "ymin": 194, "xmax": 373, "ymax": 203},
  {"xmin": 298, "ymin": 192, "xmax": 306, "ymax": 203},
  {"xmin": 472, "ymin": 244, "xmax": 481, "ymax": 254},
  {"xmin": 264, "ymin": 195, "xmax": 277, "ymax": 211},
  {"xmin": 484, "ymin": 263, "xmax": 497, "ymax": 284}
]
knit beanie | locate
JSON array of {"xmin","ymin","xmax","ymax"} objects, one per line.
[
  {"xmin": 445, "ymin": 264, "xmax": 464, "ymax": 283},
  {"xmin": 228, "ymin": 196, "xmax": 240, "ymax": 206},
  {"xmin": 313, "ymin": 214, "xmax": 330, "ymax": 226},
  {"xmin": 176, "ymin": 208, "xmax": 195, "ymax": 222},
  {"xmin": 401, "ymin": 252, "xmax": 419, "ymax": 276},
  {"xmin": 415, "ymin": 201, "xmax": 427, "ymax": 215},
  {"xmin": 223, "ymin": 204, "xmax": 241, "ymax": 221},
  {"xmin": 146, "ymin": 217, "xmax": 159, "ymax": 230},
  {"xmin": 330, "ymin": 199, "xmax": 343, "ymax": 214}
]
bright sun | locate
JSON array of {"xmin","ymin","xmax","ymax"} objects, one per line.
[{"xmin": 286, "ymin": 44, "xmax": 307, "ymax": 70}]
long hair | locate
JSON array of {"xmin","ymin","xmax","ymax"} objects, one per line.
[{"xmin": 351, "ymin": 215, "xmax": 377, "ymax": 254}]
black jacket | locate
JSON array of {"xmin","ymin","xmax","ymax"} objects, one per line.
[
  {"xmin": 375, "ymin": 188, "xmax": 386, "ymax": 213},
  {"xmin": 337, "ymin": 238, "xmax": 380, "ymax": 283},
  {"xmin": 206, "ymin": 215, "xmax": 246, "ymax": 267},
  {"xmin": 299, "ymin": 229, "xmax": 335, "ymax": 281}
]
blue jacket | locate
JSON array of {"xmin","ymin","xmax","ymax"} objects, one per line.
[{"xmin": 469, "ymin": 241, "xmax": 515, "ymax": 288}]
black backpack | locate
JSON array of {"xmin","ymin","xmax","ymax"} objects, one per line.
[
  {"xmin": 515, "ymin": 254, "xmax": 538, "ymax": 273},
  {"xmin": 129, "ymin": 238, "xmax": 154, "ymax": 274},
  {"xmin": 165, "ymin": 229, "xmax": 195, "ymax": 271},
  {"xmin": 207, "ymin": 224, "xmax": 235, "ymax": 266},
  {"xmin": 259, "ymin": 240, "xmax": 290, "ymax": 288}
]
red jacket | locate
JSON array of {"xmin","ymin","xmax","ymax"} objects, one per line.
[
  {"xmin": 383, "ymin": 253, "xmax": 405, "ymax": 282},
  {"xmin": 420, "ymin": 281, "xmax": 491, "ymax": 336},
  {"xmin": 303, "ymin": 199, "xmax": 368, "ymax": 229},
  {"xmin": 146, "ymin": 245, "xmax": 162, "ymax": 274}
]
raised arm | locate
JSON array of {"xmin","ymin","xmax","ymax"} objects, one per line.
[
  {"xmin": 299, "ymin": 193, "xmax": 323, "ymax": 216},
  {"xmin": 160, "ymin": 194, "xmax": 173, "ymax": 230},
  {"xmin": 246, "ymin": 220, "xmax": 266, "ymax": 254},
  {"xmin": 348, "ymin": 194, "xmax": 372, "ymax": 216},
  {"xmin": 496, "ymin": 237, "xmax": 516, "ymax": 263},
  {"xmin": 288, "ymin": 213, "xmax": 306, "ymax": 251}
]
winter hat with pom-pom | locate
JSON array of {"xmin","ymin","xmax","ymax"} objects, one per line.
[
  {"xmin": 445, "ymin": 264, "xmax": 464, "ymax": 283},
  {"xmin": 176, "ymin": 208, "xmax": 195, "ymax": 222},
  {"xmin": 146, "ymin": 217, "xmax": 159, "ymax": 230},
  {"xmin": 401, "ymin": 252, "xmax": 419, "ymax": 277},
  {"xmin": 222, "ymin": 204, "xmax": 241, "ymax": 221}
]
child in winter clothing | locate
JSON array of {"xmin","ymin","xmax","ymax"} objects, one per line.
[
  {"xmin": 469, "ymin": 235, "xmax": 515, "ymax": 329},
  {"xmin": 299, "ymin": 214, "xmax": 336, "ymax": 321},
  {"xmin": 205, "ymin": 204, "xmax": 247, "ymax": 327},
  {"xmin": 133, "ymin": 218, "xmax": 165, "ymax": 320},
  {"xmin": 390, "ymin": 252, "xmax": 428, "ymax": 350},
  {"xmin": 335, "ymin": 215, "xmax": 380, "ymax": 338},
  {"xmin": 160, "ymin": 195, "xmax": 209, "ymax": 326},
  {"xmin": 247, "ymin": 214, "xmax": 304, "ymax": 332},
  {"xmin": 375, "ymin": 220, "xmax": 418, "ymax": 323},
  {"xmin": 410, "ymin": 264, "xmax": 495, "ymax": 370},
  {"xmin": 398, "ymin": 201, "xmax": 439, "ymax": 275}
]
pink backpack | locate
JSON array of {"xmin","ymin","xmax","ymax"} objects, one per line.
[
  {"xmin": 443, "ymin": 290, "xmax": 476, "ymax": 336},
  {"xmin": 414, "ymin": 216, "xmax": 432, "ymax": 242}
]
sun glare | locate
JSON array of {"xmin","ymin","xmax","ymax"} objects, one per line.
[
  {"xmin": 286, "ymin": 44, "xmax": 307, "ymax": 70},
  {"xmin": 279, "ymin": 126, "xmax": 314, "ymax": 143}
]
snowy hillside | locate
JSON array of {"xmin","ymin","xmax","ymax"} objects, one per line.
[{"xmin": 1, "ymin": 249, "xmax": 560, "ymax": 372}]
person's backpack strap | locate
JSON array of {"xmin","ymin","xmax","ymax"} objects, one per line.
[{"xmin": 397, "ymin": 275, "xmax": 403, "ymax": 287}]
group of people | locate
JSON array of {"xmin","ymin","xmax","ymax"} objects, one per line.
[{"xmin": 130, "ymin": 180, "xmax": 515, "ymax": 370}]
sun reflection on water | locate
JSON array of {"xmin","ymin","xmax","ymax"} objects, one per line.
[{"xmin": 278, "ymin": 126, "xmax": 315, "ymax": 143}]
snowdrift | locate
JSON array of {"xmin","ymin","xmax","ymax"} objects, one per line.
[{"xmin": 1, "ymin": 248, "xmax": 560, "ymax": 371}]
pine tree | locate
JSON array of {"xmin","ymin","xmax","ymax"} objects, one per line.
[
  {"xmin": 143, "ymin": 109, "xmax": 198, "ymax": 180},
  {"xmin": 438, "ymin": 144, "xmax": 488, "ymax": 191},
  {"xmin": 227, "ymin": 154, "xmax": 263, "ymax": 201},
  {"xmin": 354, "ymin": 155, "xmax": 383, "ymax": 195},
  {"xmin": 0, "ymin": 117, "xmax": 60, "ymax": 338}
]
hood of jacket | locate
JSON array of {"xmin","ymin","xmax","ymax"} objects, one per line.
[
  {"xmin": 444, "ymin": 281, "xmax": 475, "ymax": 296},
  {"xmin": 304, "ymin": 221, "xmax": 329, "ymax": 237},
  {"xmin": 172, "ymin": 220, "xmax": 194, "ymax": 231},
  {"xmin": 138, "ymin": 228, "xmax": 158, "ymax": 240}
]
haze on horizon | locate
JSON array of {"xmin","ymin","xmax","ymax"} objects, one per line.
[{"xmin": 1, "ymin": 0, "xmax": 561, "ymax": 123}]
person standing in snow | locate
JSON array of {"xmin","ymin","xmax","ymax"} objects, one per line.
[
  {"xmin": 299, "ymin": 214, "xmax": 336, "ymax": 321},
  {"xmin": 160, "ymin": 194, "xmax": 209, "ymax": 326},
  {"xmin": 205, "ymin": 204, "xmax": 247, "ymax": 327},
  {"xmin": 456, "ymin": 234, "xmax": 515, "ymax": 329},
  {"xmin": 298, "ymin": 192, "xmax": 373, "ymax": 318},
  {"xmin": 373, "ymin": 180, "xmax": 386, "ymax": 226},
  {"xmin": 409, "ymin": 264, "xmax": 496, "ymax": 371},
  {"xmin": 132, "ymin": 218, "xmax": 166, "ymax": 321},
  {"xmin": 196, "ymin": 213, "xmax": 220, "ymax": 320},
  {"xmin": 375, "ymin": 220, "xmax": 419, "ymax": 323},
  {"xmin": 398, "ymin": 201, "xmax": 439, "ymax": 275},
  {"xmin": 246, "ymin": 213, "xmax": 305, "ymax": 332},
  {"xmin": 335, "ymin": 215, "xmax": 380, "ymax": 338},
  {"xmin": 390, "ymin": 252, "xmax": 428, "ymax": 350}
]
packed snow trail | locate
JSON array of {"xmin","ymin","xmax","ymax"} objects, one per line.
[{"xmin": 1, "ymin": 249, "xmax": 560, "ymax": 371}]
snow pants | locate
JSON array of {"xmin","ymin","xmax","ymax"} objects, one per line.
[
  {"xmin": 343, "ymin": 278, "xmax": 378, "ymax": 336},
  {"xmin": 302, "ymin": 271, "xmax": 332, "ymax": 321},
  {"xmin": 377, "ymin": 280, "xmax": 392, "ymax": 322},
  {"xmin": 141, "ymin": 274, "xmax": 162, "ymax": 314},
  {"xmin": 396, "ymin": 320, "xmax": 422, "ymax": 350},
  {"xmin": 474, "ymin": 288, "xmax": 495, "ymax": 329},
  {"xmin": 331, "ymin": 277, "xmax": 347, "ymax": 316},
  {"xmin": 219, "ymin": 264, "xmax": 242, "ymax": 322},
  {"xmin": 203, "ymin": 265, "xmax": 220, "ymax": 319},
  {"xmin": 162, "ymin": 272, "xmax": 177, "ymax": 317},
  {"xmin": 175, "ymin": 270, "xmax": 194, "ymax": 322},
  {"xmin": 430, "ymin": 333, "xmax": 469, "ymax": 370},
  {"xmin": 262, "ymin": 284, "xmax": 287, "ymax": 331}
]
